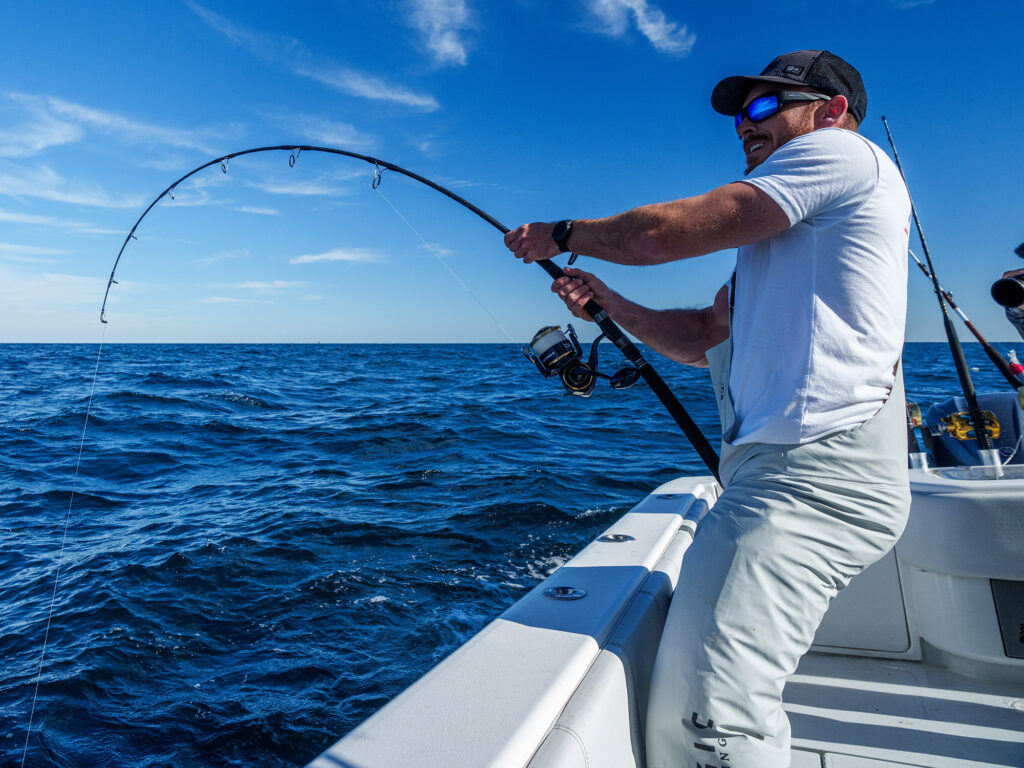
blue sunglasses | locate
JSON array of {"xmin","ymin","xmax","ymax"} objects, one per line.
[{"xmin": 734, "ymin": 91, "xmax": 830, "ymax": 129}]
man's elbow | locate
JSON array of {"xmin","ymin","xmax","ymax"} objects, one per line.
[{"xmin": 635, "ymin": 225, "xmax": 699, "ymax": 264}]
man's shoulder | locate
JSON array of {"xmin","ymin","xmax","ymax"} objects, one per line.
[
  {"xmin": 786, "ymin": 127, "xmax": 879, "ymax": 157},
  {"xmin": 748, "ymin": 129, "xmax": 879, "ymax": 185}
]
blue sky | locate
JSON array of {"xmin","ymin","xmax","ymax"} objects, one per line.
[{"xmin": 1, "ymin": 0, "xmax": 1021, "ymax": 343}]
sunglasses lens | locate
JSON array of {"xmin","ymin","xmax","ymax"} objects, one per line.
[
  {"xmin": 609, "ymin": 367, "xmax": 641, "ymax": 389},
  {"xmin": 747, "ymin": 94, "xmax": 779, "ymax": 123}
]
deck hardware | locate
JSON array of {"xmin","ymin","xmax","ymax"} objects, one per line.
[
  {"xmin": 658, "ymin": 494, "xmax": 683, "ymax": 500},
  {"xmin": 544, "ymin": 586, "xmax": 587, "ymax": 601},
  {"xmin": 942, "ymin": 410, "xmax": 1000, "ymax": 441},
  {"xmin": 597, "ymin": 534, "xmax": 634, "ymax": 543}
]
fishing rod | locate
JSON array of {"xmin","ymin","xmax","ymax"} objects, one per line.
[
  {"xmin": 909, "ymin": 249, "xmax": 1022, "ymax": 389},
  {"xmin": 102, "ymin": 145, "xmax": 721, "ymax": 482},
  {"xmin": 882, "ymin": 118, "xmax": 994, "ymax": 451}
]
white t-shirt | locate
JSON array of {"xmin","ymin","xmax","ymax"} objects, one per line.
[{"xmin": 729, "ymin": 127, "xmax": 911, "ymax": 445}]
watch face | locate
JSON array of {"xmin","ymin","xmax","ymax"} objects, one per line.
[{"xmin": 553, "ymin": 219, "xmax": 572, "ymax": 249}]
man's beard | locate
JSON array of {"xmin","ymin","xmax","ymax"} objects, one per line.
[{"xmin": 742, "ymin": 134, "xmax": 772, "ymax": 176}]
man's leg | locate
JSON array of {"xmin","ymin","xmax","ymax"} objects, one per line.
[{"xmin": 645, "ymin": 476, "xmax": 906, "ymax": 768}]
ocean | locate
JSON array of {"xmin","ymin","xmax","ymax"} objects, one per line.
[{"xmin": 1, "ymin": 341, "xmax": 1019, "ymax": 767}]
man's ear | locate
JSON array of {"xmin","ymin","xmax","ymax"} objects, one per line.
[{"xmin": 816, "ymin": 95, "xmax": 849, "ymax": 128}]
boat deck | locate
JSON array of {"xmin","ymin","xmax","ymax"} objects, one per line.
[{"xmin": 788, "ymin": 652, "xmax": 1024, "ymax": 768}]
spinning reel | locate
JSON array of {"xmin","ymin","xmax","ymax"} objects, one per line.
[{"xmin": 522, "ymin": 324, "xmax": 641, "ymax": 397}]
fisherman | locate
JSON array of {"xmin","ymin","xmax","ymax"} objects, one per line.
[
  {"xmin": 504, "ymin": 51, "xmax": 912, "ymax": 767},
  {"xmin": 1001, "ymin": 243, "xmax": 1024, "ymax": 339}
]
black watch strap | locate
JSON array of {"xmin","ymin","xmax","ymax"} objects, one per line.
[{"xmin": 552, "ymin": 219, "xmax": 573, "ymax": 253}]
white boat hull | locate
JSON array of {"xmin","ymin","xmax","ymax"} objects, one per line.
[{"xmin": 309, "ymin": 467, "xmax": 1024, "ymax": 768}]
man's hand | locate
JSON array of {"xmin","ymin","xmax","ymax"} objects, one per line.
[
  {"xmin": 504, "ymin": 222, "xmax": 561, "ymax": 264},
  {"xmin": 551, "ymin": 267, "xmax": 617, "ymax": 321}
]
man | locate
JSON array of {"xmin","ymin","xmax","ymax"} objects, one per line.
[{"xmin": 504, "ymin": 51, "xmax": 912, "ymax": 767}]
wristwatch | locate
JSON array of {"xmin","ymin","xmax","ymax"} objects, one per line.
[{"xmin": 552, "ymin": 219, "xmax": 574, "ymax": 253}]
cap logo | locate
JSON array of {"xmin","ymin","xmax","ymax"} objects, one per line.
[{"xmin": 783, "ymin": 65, "xmax": 804, "ymax": 76}]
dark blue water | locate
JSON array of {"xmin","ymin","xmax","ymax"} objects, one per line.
[{"xmin": 1, "ymin": 342, "xmax": 1018, "ymax": 767}]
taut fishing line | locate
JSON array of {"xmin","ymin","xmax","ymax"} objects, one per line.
[
  {"xmin": 372, "ymin": 183, "xmax": 516, "ymax": 343},
  {"xmin": 21, "ymin": 326, "xmax": 107, "ymax": 766}
]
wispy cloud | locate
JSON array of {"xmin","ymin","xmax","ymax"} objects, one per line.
[
  {"xmin": 197, "ymin": 248, "xmax": 251, "ymax": 266},
  {"xmin": 0, "ymin": 208, "xmax": 85, "ymax": 228},
  {"xmin": 0, "ymin": 241, "xmax": 68, "ymax": 256},
  {"xmin": 419, "ymin": 242, "xmax": 455, "ymax": 258},
  {"xmin": 188, "ymin": 1, "xmax": 439, "ymax": 111},
  {"xmin": 0, "ymin": 164, "xmax": 146, "ymax": 208},
  {"xmin": 0, "ymin": 241, "xmax": 68, "ymax": 264},
  {"xmin": 160, "ymin": 188, "xmax": 214, "ymax": 207},
  {"xmin": 294, "ymin": 65, "xmax": 440, "ymax": 112},
  {"xmin": 200, "ymin": 296, "xmax": 247, "ymax": 304},
  {"xmin": 248, "ymin": 177, "xmax": 348, "ymax": 197},
  {"xmin": 245, "ymin": 166, "xmax": 365, "ymax": 197},
  {"xmin": 283, "ymin": 115, "xmax": 375, "ymax": 149},
  {"xmin": 0, "ymin": 98, "xmax": 82, "ymax": 157},
  {"xmin": 0, "ymin": 266, "xmax": 110, "ymax": 310},
  {"xmin": 234, "ymin": 206, "xmax": 279, "ymax": 215},
  {"xmin": 584, "ymin": 0, "xmax": 696, "ymax": 57},
  {"xmin": 0, "ymin": 207, "xmax": 126, "ymax": 235},
  {"xmin": 407, "ymin": 0, "xmax": 473, "ymax": 67},
  {"xmin": 290, "ymin": 248, "xmax": 385, "ymax": 265},
  {"xmin": 3, "ymin": 92, "xmax": 225, "ymax": 156},
  {"xmin": 232, "ymin": 280, "xmax": 304, "ymax": 290}
]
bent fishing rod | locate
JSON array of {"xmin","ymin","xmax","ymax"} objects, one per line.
[
  {"xmin": 882, "ymin": 118, "xmax": 993, "ymax": 450},
  {"xmin": 102, "ymin": 145, "xmax": 721, "ymax": 482},
  {"xmin": 908, "ymin": 249, "xmax": 1021, "ymax": 389}
]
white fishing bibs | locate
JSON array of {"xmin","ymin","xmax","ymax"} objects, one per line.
[{"xmin": 646, "ymin": 334, "xmax": 911, "ymax": 768}]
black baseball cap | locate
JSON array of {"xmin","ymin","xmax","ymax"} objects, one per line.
[{"xmin": 711, "ymin": 50, "xmax": 867, "ymax": 124}]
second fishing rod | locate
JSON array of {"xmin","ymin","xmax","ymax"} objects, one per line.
[
  {"xmin": 908, "ymin": 249, "xmax": 1022, "ymax": 389},
  {"xmin": 882, "ymin": 116, "xmax": 997, "ymax": 454}
]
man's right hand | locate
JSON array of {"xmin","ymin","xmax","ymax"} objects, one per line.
[{"xmin": 551, "ymin": 267, "xmax": 617, "ymax": 321}]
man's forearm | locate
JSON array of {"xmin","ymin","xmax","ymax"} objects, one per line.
[
  {"xmin": 602, "ymin": 293, "xmax": 721, "ymax": 367},
  {"xmin": 566, "ymin": 183, "xmax": 789, "ymax": 266}
]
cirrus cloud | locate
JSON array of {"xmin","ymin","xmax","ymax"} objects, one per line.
[
  {"xmin": 290, "ymin": 247, "xmax": 385, "ymax": 265},
  {"xmin": 583, "ymin": 0, "xmax": 696, "ymax": 57},
  {"xmin": 188, "ymin": 1, "xmax": 439, "ymax": 111}
]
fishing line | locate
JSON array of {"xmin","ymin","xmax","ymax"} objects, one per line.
[
  {"xmin": 373, "ymin": 184, "xmax": 516, "ymax": 343},
  {"xmin": 883, "ymin": 117, "xmax": 994, "ymax": 450},
  {"xmin": 21, "ymin": 327, "xmax": 107, "ymax": 767}
]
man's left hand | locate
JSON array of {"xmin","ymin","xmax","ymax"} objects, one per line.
[{"xmin": 504, "ymin": 222, "xmax": 561, "ymax": 264}]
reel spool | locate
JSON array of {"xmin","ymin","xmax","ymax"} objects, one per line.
[{"xmin": 522, "ymin": 324, "xmax": 640, "ymax": 397}]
